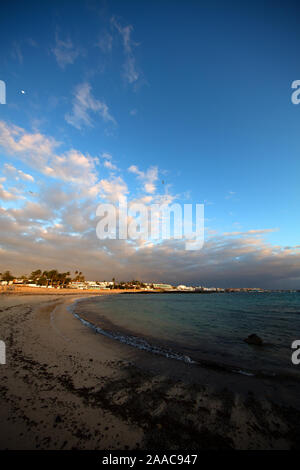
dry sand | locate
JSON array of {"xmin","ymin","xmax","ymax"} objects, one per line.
[{"xmin": 0, "ymin": 290, "xmax": 300, "ymax": 450}]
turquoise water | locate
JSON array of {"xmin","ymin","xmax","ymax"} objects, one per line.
[{"xmin": 74, "ymin": 292, "xmax": 300, "ymax": 377}]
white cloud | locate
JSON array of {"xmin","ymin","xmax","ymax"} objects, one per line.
[
  {"xmin": 44, "ymin": 149, "xmax": 99, "ymax": 187},
  {"xmin": 39, "ymin": 184, "xmax": 76, "ymax": 209},
  {"xmin": 0, "ymin": 184, "xmax": 20, "ymax": 201},
  {"xmin": 0, "ymin": 121, "xmax": 98, "ymax": 190},
  {"xmin": 18, "ymin": 169, "xmax": 34, "ymax": 182},
  {"xmin": 10, "ymin": 201, "xmax": 53, "ymax": 222},
  {"xmin": 102, "ymin": 152, "xmax": 117, "ymax": 171},
  {"xmin": 102, "ymin": 152, "xmax": 113, "ymax": 160},
  {"xmin": 104, "ymin": 160, "xmax": 117, "ymax": 171},
  {"xmin": 65, "ymin": 83, "xmax": 116, "ymax": 130},
  {"xmin": 3, "ymin": 163, "xmax": 34, "ymax": 182},
  {"xmin": 128, "ymin": 165, "xmax": 158, "ymax": 194},
  {"xmin": 98, "ymin": 176, "xmax": 128, "ymax": 203},
  {"xmin": 0, "ymin": 204, "xmax": 299, "ymax": 289},
  {"xmin": 1, "ymin": 121, "xmax": 299, "ymax": 288},
  {"xmin": 0, "ymin": 121, "xmax": 58, "ymax": 158}
]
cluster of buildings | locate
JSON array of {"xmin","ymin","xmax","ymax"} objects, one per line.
[
  {"xmin": 64, "ymin": 282, "xmax": 266, "ymax": 293},
  {"xmin": 147, "ymin": 283, "xmax": 225, "ymax": 292},
  {"xmin": 1, "ymin": 279, "xmax": 115, "ymax": 290},
  {"xmin": 68, "ymin": 281, "xmax": 114, "ymax": 290},
  {"xmin": 152, "ymin": 284, "xmax": 232, "ymax": 292},
  {"xmin": 0, "ymin": 279, "xmax": 224, "ymax": 291},
  {"xmin": 144, "ymin": 285, "xmax": 271, "ymax": 293},
  {"xmin": 1, "ymin": 278, "xmax": 280, "ymax": 293}
]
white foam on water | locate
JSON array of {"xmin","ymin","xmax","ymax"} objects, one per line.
[{"xmin": 72, "ymin": 311, "xmax": 197, "ymax": 364}]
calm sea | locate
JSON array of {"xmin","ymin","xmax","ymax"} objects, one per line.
[{"xmin": 72, "ymin": 292, "xmax": 300, "ymax": 378}]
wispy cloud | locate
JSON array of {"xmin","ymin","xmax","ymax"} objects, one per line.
[
  {"xmin": 52, "ymin": 33, "xmax": 82, "ymax": 69},
  {"xmin": 65, "ymin": 82, "xmax": 116, "ymax": 130},
  {"xmin": 26, "ymin": 38, "xmax": 38, "ymax": 48},
  {"xmin": 96, "ymin": 32, "xmax": 113, "ymax": 53},
  {"xmin": 11, "ymin": 41, "xmax": 23, "ymax": 64},
  {"xmin": 128, "ymin": 165, "xmax": 158, "ymax": 194},
  {"xmin": 225, "ymin": 191, "xmax": 236, "ymax": 199},
  {"xmin": 111, "ymin": 17, "xmax": 140, "ymax": 85},
  {"xmin": 222, "ymin": 228, "xmax": 279, "ymax": 237}
]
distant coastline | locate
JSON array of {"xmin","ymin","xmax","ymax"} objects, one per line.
[{"xmin": 1, "ymin": 285, "xmax": 299, "ymax": 296}]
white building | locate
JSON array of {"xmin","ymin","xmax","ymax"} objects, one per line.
[
  {"xmin": 69, "ymin": 282, "xmax": 87, "ymax": 289},
  {"xmin": 153, "ymin": 283, "xmax": 173, "ymax": 290},
  {"xmin": 177, "ymin": 285, "xmax": 195, "ymax": 291}
]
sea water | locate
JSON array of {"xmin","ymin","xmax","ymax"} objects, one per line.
[{"xmin": 73, "ymin": 292, "xmax": 300, "ymax": 378}]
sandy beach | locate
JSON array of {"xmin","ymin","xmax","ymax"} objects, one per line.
[{"xmin": 0, "ymin": 290, "xmax": 300, "ymax": 450}]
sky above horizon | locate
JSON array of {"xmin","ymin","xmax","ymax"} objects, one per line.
[{"xmin": 0, "ymin": 0, "xmax": 300, "ymax": 288}]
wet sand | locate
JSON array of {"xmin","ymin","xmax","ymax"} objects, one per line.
[{"xmin": 0, "ymin": 292, "xmax": 300, "ymax": 450}]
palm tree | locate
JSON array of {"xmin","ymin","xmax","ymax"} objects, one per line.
[
  {"xmin": 42, "ymin": 270, "xmax": 50, "ymax": 287},
  {"xmin": 2, "ymin": 271, "xmax": 14, "ymax": 282},
  {"xmin": 48, "ymin": 270, "xmax": 59, "ymax": 287},
  {"xmin": 30, "ymin": 269, "xmax": 42, "ymax": 282},
  {"xmin": 60, "ymin": 272, "xmax": 70, "ymax": 288},
  {"xmin": 37, "ymin": 275, "xmax": 47, "ymax": 286},
  {"xmin": 64, "ymin": 275, "xmax": 72, "ymax": 288}
]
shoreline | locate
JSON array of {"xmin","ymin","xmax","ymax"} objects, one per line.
[
  {"xmin": 0, "ymin": 293, "xmax": 300, "ymax": 449},
  {"xmin": 71, "ymin": 298, "xmax": 271, "ymax": 380},
  {"xmin": 72, "ymin": 294, "xmax": 300, "ymax": 385},
  {"xmin": 0, "ymin": 286, "xmax": 138, "ymax": 296}
]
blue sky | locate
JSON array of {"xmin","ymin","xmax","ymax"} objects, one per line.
[{"xmin": 0, "ymin": 0, "xmax": 300, "ymax": 287}]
